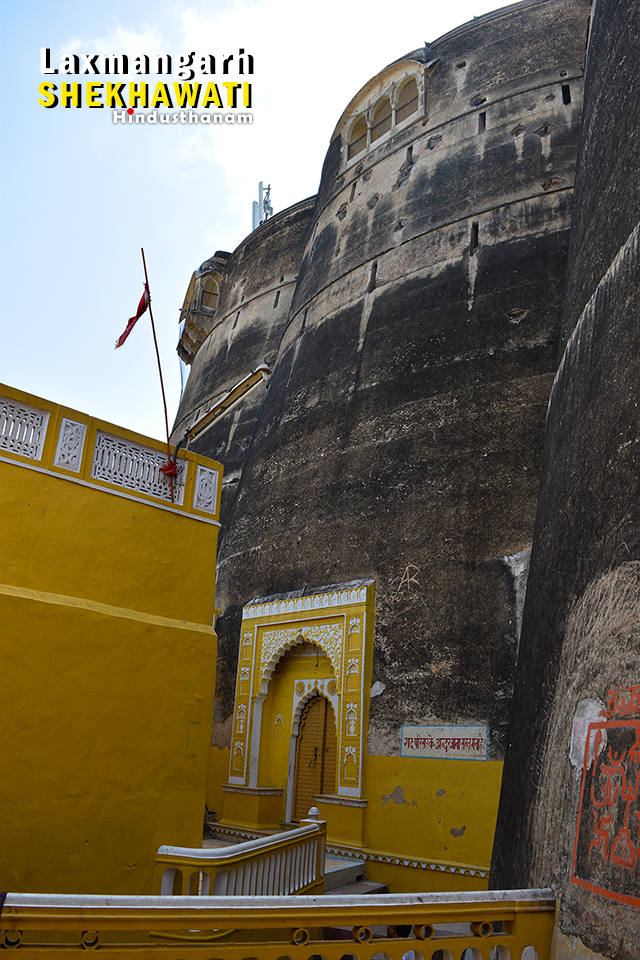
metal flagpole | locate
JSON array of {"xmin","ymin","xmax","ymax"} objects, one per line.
[{"xmin": 140, "ymin": 247, "xmax": 177, "ymax": 502}]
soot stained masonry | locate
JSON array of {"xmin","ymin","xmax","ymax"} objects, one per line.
[{"xmin": 172, "ymin": 0, "xmax": 590, "ymax": 763}]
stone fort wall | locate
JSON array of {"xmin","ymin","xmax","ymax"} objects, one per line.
[
  {"xmin": 172, "ymin": 0, "xmax": 591, "ymax": 761},
  {"xmin": 491, "ymin": 0, "xmax": 640, "ymax": 954}
]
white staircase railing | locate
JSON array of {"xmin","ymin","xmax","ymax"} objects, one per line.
[{"xmin": 154, "ymin": 817, "xmax": 326, "ymax": 896}]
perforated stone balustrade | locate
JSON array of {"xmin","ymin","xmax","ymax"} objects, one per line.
[{"xmin": 0, "ymin": 387, "xmax": 221, "ymax": 518}]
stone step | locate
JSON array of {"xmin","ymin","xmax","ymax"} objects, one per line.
[
  {"xmin": 327, "ymin": 878, "xmax": 389, "ymax": 896},
  {"xmin": 323, "ymin": 856, "xmax": 366, "ymax": 891}
]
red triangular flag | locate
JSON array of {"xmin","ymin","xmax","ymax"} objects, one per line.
[{"xmin": 115, "ymin": 282, "xmax": 150, "ymax": 348}]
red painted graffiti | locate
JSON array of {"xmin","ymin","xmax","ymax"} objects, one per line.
[
  {"xmin": 605, "ymin": 684, "xmax": 640, "ymax": 719},
  {"xmin": 572, "ymin": 718, "xmax": 640, "ymax": 907}
]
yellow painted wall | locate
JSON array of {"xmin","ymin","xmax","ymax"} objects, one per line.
[
  {"xmin": 311, "ymin": 755, "xmax": 502, "ymax": 888},
  {"xmin": 362, "ymin": 858, "xmax": 490, "ymax": 893},
  {"xmin": 1, "ymin": 589, "xmax": 215, "ymax": 894},
  {"xmin": 0, "ymin": 386, "xmax": 222, "ymax": 895},
  {"xmin": 362, "ymin": 755, "xmax": 502, "ymax": 878},
  {"xmin": 2, "ymin": 443, "xmax": 216, "ymax": 625}
]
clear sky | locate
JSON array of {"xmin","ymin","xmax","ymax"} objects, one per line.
[{"xmin": 0, "ymin": 0, "xmax": 506, "ymax": 441}]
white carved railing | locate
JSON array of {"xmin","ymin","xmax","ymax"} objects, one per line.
[
  {"xmin": 53, "ymin": 418, "xmax": 87, "ymax": 473},
  {"xmin": 193, "ymin": 464, "xmax": 219, "ymax": 513},
  {"xmin": 154, "ymin": 818, "xmax": 326, "ymax": 896},
  {"xmin": 1, "ymin": 385, "xmax": 221, "ymax": 517},
  {"xmin": 91, "ymin": 431, "xmax": 187, "ymax": 504},
  {"xmin": 0, "ymin": 397, "xmax": 49, "ymax": 460}
]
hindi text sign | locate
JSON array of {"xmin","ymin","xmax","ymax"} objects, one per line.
[{"xmin": 401, "ymin": 725, "xmax": 487, "ymax": 760}]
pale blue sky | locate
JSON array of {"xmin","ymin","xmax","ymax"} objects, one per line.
[{"xmin": 0, "ymin": 0, "xmax": 504, "ymax": 441}]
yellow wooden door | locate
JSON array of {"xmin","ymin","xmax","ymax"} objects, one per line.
[{"xmin": 293, "ymin": 695, "xmax": 336, "ymax": 821}]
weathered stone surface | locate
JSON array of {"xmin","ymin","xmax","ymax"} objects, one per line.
[
  {"xmin": 172, "ymin": 198, "xmax": 314, "ymax": 528},
  {"xmin": 172, "ymin": 0, "xmax": 590, "ymax": 754},
  {"xmin": 491, "ymin": 0, "xmax": 640, "ymax": 952}
]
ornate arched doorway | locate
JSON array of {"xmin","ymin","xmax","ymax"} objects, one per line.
[
  {"xmin": 222, "ymin": 581, "xmax": 374, "ymax": 833},
  {"xmin": 292, "ymin": 694, "xmax": 336, "ymax": 821}
]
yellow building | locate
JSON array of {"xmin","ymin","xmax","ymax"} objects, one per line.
[
  {"xmin": 215, "ymin": 582, "xmax": 502, "ymax": 891},
  {"xmin": 0, "ymin": 384, "xmax": 222, "ymax": 896}
]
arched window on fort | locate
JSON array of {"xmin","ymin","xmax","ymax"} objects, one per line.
[
  {"xmin": 348, "ymin": 115, "xmax": 368, "ymax": 160},
  {"xmin": 396, "ymin": 77, "xmax": 419, "ymax": 124},
  {"xmin": 371, "ymin": 97, "xmax": 392, "ymax": 142},
  {"xmin": 201, "ymin": 277, "xmax": 219, "ymax": 311}
]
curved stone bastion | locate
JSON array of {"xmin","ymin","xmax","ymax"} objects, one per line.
[{"xmin": 171, "ymin": 0, "xmax": 592, "ymax": 883}]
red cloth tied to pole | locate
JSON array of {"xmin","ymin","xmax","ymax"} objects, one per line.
[
  {"xmin": 115, "ymin": 282, "xmax": 150, "ymax": 348},
  {"xmin": 160, "ymin": 460, "xmax": 178, "ymax": 478}
]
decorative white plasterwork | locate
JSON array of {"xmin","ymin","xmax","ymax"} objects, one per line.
[
  {"xmin": 0, "ymin": 398, "xmax": 49, "ymax": 461},
  {"xmin": 315, "ymin": 794, "xmax": 368, "ymax": 808},
  {"xmin": 193, "ymin": 464, "xmax": 219, "ymax": 513},
  {"xmin": 91, "ymin": 431, "xmax": 186, "ymax": 504},
  {"xmin": 260, "ymin": 622, "xmax": 344, "ymax": 681},
  {"xmin": 291, "ymin": 679, "xmax": 340, "ymax": 737},
  {"xmin": 324, "ymin": 845, "xmax": 487, "ymax": 878},
  {"xmin": 209, "ymin": 826, "xmax": 260, "ymax": 842},
  {"xmin": 236, "ymin": 703, "xmax": 247, "ymax": 733},
  {"xmin": 222, "ymin": 785, "xmax": 283, "ymax": 796},
  {"xmin": 243, "ymin": 587, "xmax": 367, "ymax": 620},
  {"xmin": 53, "ymin": 418, "xmax": 86, "ymax": 472},
  {"xmin": 346, "ymin": 703, "xmax": 358, "ymax": 736},
  {"xmin": 200, "ymin": 830, "xmax": 484, "ymax": 880}
]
